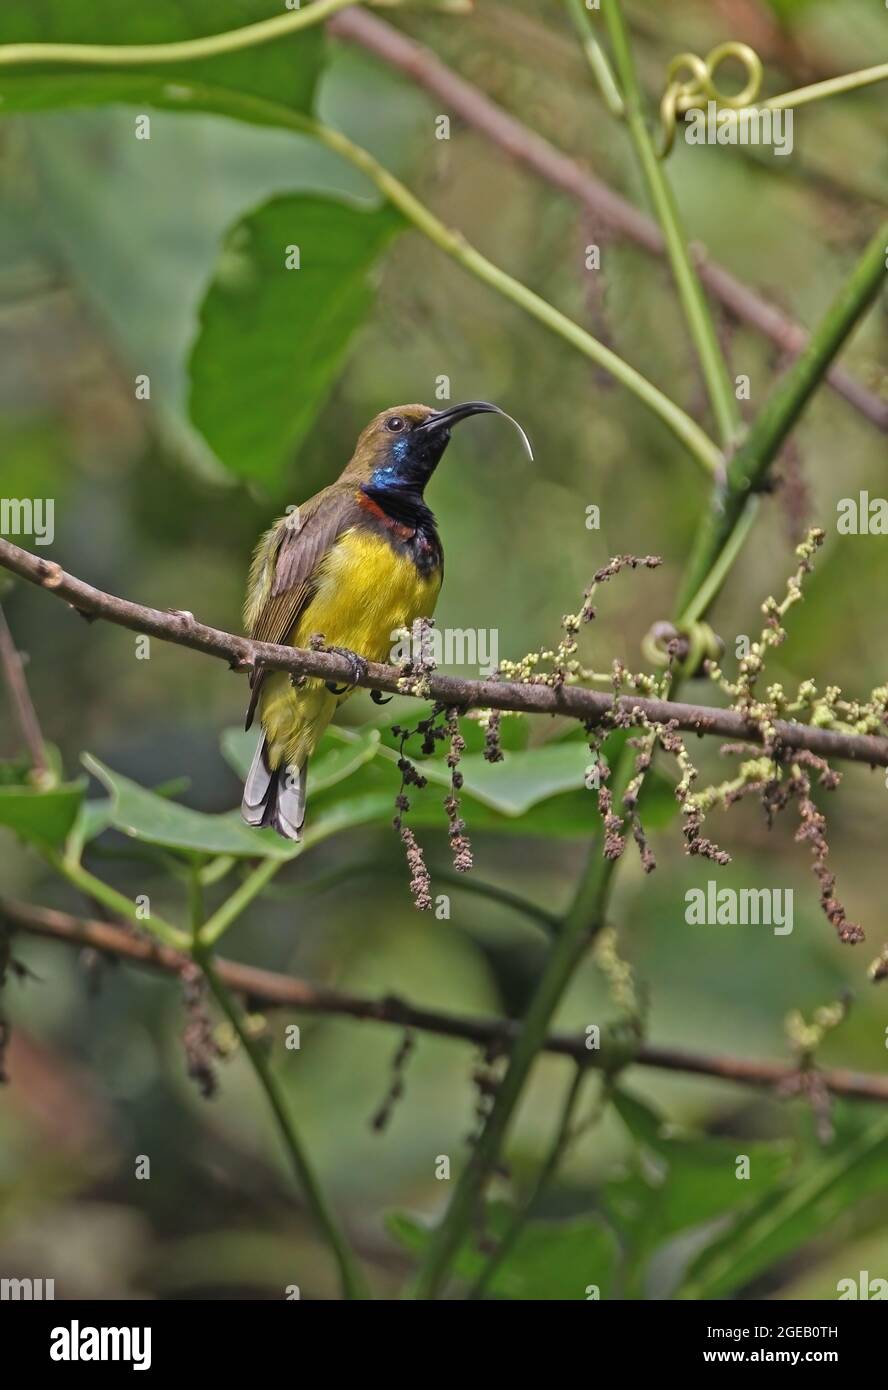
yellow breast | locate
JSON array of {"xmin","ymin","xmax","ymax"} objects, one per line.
[
  {"xmin": 291, "ymin": 527, "xmax": 441, "ymax": 660},
  {"xmin": 260, "ymin": 528, "xmax": 441, "ymax": 770}
]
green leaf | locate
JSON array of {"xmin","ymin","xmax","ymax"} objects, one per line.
[
  {"xmin": 342, "ymin": 721, "xmax": 677, "ymax": 834},
  {"xmin": 287, "ymin": 726, "xmax": 595, "ymax": 838},
  {"xmin": 388, "ymin": 1204, "xmax": 619, "ymax": 1300},
  {"xmin": 9, "ymin": 104, "xmax": 387, "ymax": 481},
  {"xmin": 218, "ymin": 717, "xmax": 672, "ymax": 843},
  {"xmin": 68, "ymin": 798, "xmax": 114, "ymax": 849},
  {"xmin": 0, "ymin": 755, "xmax": 32, "ymax": 786},
  {"xmin": 339, "ymin": 723, "xmax": 597, "ymax": 818},
  {"xmin": 611, "ymin": 1088, "xmax": 672, "ymax": 1152},
  {"xmin": 678, "ymin": 1113, "xmax": 888, "ymax": 1300},
  {"xmin": 452, "ymin": 743, "xmax": 595, "ymax": 818},
  {"xmin": 604, "ymin": 1088, "xmax": 794, "ymax": 1297},
  {"xmin": 82, "ymin": 753, "xmax": 297, "ymax": 860},
  {"xmin": 0, "ymin": 779, "xmax": 87, "ymax": 847},
  {"xmin": 189, "ymin": 194, "xmax": 403, "ymax": 486},
  {"xmin": 303, "ymin": 790, "xmax": 395, "ymax": 845},
  {"xmin": 0, "ymin": 1, "xmax": 325, "ymax": 117}
]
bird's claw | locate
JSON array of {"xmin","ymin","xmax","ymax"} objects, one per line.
[
  {"xmin": 325, "ymin": 646, "xmax": 368, "ymax": 697},
  {"xmin": 370, "ymin": 689, "xmax": 393, "ymax": 705}
]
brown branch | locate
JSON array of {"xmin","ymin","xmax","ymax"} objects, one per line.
[
  {"xmin": 328, "ymin": 8, "xmax": 887, "ymax": 433},
  {"xmin": 2, "ymin": 537, "xmax": 886, "ymax": 769},
  {"xmin": 5, "ymin": 897, "xmax": 888, "ymax": 1103},
  {"xmin": 0, "ymin": 602, "xmax": 48, "ymax": 777}
]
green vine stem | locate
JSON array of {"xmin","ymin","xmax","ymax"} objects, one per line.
[
  {"xmin": 468, "ymin": 1065, "xmax": 593, "ymax": 1299},
  {"xmin": 765, "ymin": 62, "xmax": 888, "ymax": 112},
  {"xmin": 677, "ymin": 221, "xmax": 888, "ymax": 618},
  {"xmin": 656, "ymin": 43, "xmax": 888, "ymax": 157},
  {"xmin": 199, "ymin": 858, "xmax": 283, "ymax": 949},
  {"xmin": 196, "ymin": 949, "xmax": 370, "ymax": 1300},
  {"xmin": 44, "ymin": 848, "xmax": 189, "ymax": 951},
  {"xmin": 585, "ymin": 0, "xmax": 742, "ymax": 451},
  {"xmin": 679, "ymin": 496, "xmax": 759, "ymax": 626},
  {"xmin": 0, "ymin": 0, "xmax": 361, "ymax": 68},
  {"xmin": 412, "ymin": 832, "xmax": 625, "ymax": 1298},
  {"xmin": 564, "ymin": 0, "xmax": 624, "ymax": 118},
  {"xmin": 197, "ymin": 795, "xmax": 402, "ymax": 948}
]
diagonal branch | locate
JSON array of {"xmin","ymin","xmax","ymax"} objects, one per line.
[
  {"xmin": 0, "ymin": 603, "xmax": 48, "ymax": 778},
  {"xmin": 1, "ymin": 537, "xmax": 885, "ymax": 768},
  {"xmin": 328, "ymin": 7, "xmax": 887, "ymax": 432},
  {"xmin": 5, "ymin": 897, "xmax": 888, "ymax": 1103}
]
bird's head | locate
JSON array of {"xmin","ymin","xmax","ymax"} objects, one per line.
[{"xmin": 342, "ymin": 401, "xmax": 532, "ymax": 495}]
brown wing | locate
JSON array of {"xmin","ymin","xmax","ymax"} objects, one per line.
[{"xmin": 244, "ymin": 485, "xmax": 354, "ymax": 730}]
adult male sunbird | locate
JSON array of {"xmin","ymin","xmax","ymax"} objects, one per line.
[{"xmin": 241, "ymin": 401, "xmax": 531, "ymax": 840}]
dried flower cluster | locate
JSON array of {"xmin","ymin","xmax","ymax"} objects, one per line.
[{"xmin": 384, "ymin": 534, "xmax": 885, "ymax": 980}]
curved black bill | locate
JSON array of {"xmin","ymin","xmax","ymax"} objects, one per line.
[{"xmin": 418, "ymin": 400, "xmax": 534, "ymax": 460}]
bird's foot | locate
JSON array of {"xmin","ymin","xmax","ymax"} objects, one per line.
[
  {"xmin": 325, "ymin": 645, "xmax": 368, "ymax": 696},
  {"xmin": 370, "ymin": 689, "xmax": 393, "ymax": 705}
]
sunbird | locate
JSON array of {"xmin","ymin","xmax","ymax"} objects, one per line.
[{"xmin": 241, "ymin": 401, "xmax": 532, "ymax": 840}]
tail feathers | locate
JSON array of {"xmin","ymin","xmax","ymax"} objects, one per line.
[{"xmin": 241, "ymin": 736, "xmax": 306, "ymax": 842}]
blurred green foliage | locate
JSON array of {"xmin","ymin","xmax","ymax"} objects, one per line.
[{"xmin": 0, "ymin": 0, "xmax": 886, "ymax": 1299}]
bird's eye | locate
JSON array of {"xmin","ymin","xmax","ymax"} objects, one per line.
[{"xmin": 385, "ymin": 415, "xmax": 406, "ymax": 433}]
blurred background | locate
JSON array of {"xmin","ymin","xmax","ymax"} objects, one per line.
[{"xmin": 0, "ymin": 0, "xmax": 886, "ymax": 1299}]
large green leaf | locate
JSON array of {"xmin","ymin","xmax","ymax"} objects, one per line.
[
  {"xmin": 389, "ymin": 1204, "xmax": 619, "ymax": 1300},
  {"xmin": 84, "ymin": 748, "xmax": 397, "ymax": 861},
  {"xmin": 342, "ymin": 721, "xmax": 677, "ymax": 833},
  {"xmin": 189, "ymin": 194, "xmax": 403, "ymax": 486},
  {"xmin": 82, "ymin": 753, "xmax": 297, "ymax": 860},
  {"xmin": 0, "ymin": 778, "xmax": 86, "ymax": 848},
  {"xmin": 0, "ymin": 1, "xmax": 325, "ymax": 116},
  {"xmin": 2, "ymin": 40, "xmax": 430, "ymax": 480},
  {"xmin": 216, "ymin": 715, "xmax": 678, "ymax": 844}
]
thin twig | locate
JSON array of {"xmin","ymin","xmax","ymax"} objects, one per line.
[
  {"xmin": 1, "ymin": 539, "xmax": 885, "ymax": 769},
  {"xmin": 6, "ymin": 897, "xmax": 888, "ymax": 1102},
  {"xmin": 0, "ymin": 603, "xmax": 48, "ymax": 777}
]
